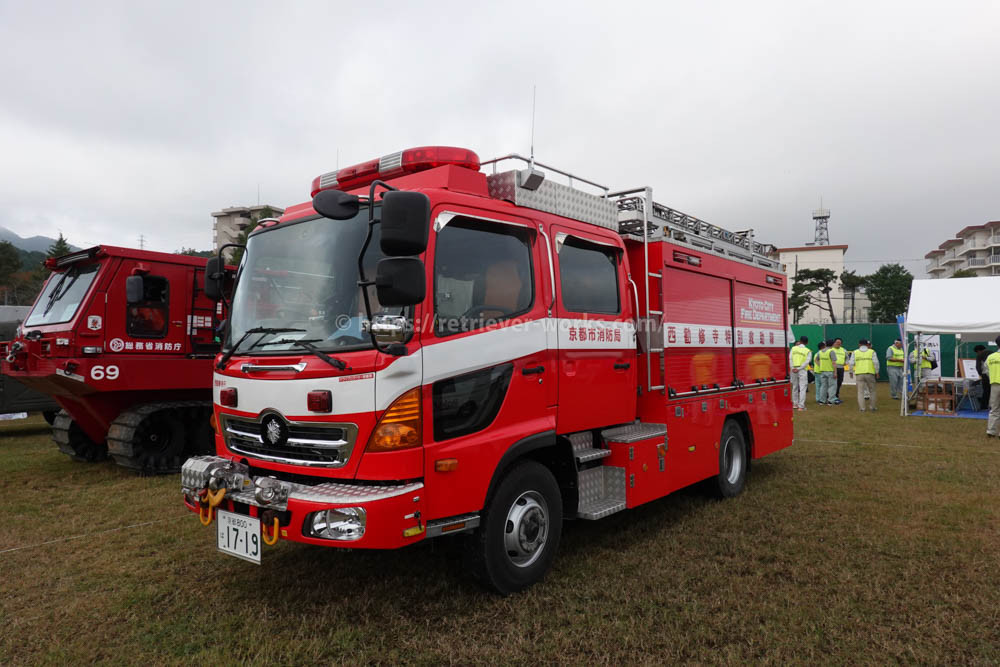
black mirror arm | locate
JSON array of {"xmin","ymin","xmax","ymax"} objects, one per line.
[
  {"xmin": 214, "ymin": 243, "xmax": 245, "ymax": 312},
  {"xmin": 357, "ymin": 179, "xmax": 405, "ymax": 357}
]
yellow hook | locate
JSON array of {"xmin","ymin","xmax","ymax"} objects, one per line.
[
  {"xmin": 197, "ymin": 487, "xmax": 228, "ymax": 526},
  {"xmin": 262, "ymin": 516, "xmax": 280, "ymax": 546}
]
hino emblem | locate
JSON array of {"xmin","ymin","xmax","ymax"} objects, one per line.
[{"xmin": 260, "ymin": 414, "xmax": 288, "ymax": 447}]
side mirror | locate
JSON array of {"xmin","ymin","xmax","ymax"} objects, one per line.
[
  {"xmin": 204, "ymin": 257, "xmax": 223, "ymax": 301},
  {"xmin": 312, "ymin": 189, "xmax": 361, "ymax": 220},
  {"xmin": 380, "ymin": 191, "xmax": 430, "ymax": 256},
  {"xmin": 125, "ymin": 276, "xmax": 144, "ymax": 305},
  {"xmin": 374, "ymin": 258, "xmax": 425, "ymax": 306}
]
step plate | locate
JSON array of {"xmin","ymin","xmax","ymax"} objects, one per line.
[
  {"xmin": 575, "ymin": 447, "xmax": 612, "ymax": 464},
  {"xmin": 576, "ymin": 466, "xmax": 626, "ymax": 520},
  {"xmin": 577, "ymin": 498, "xmax": 627, "ymax": 520},
  {"xmin": 602, "ymin": 422, "xmax": 667, "ymax": 444}
]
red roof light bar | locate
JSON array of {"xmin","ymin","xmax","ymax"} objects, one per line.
[{"xmin": 311, "ymin": 146, "xmax": 480, "ymax": 196}]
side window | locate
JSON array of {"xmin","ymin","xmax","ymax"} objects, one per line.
[
  {"xmin": 434, "ymin": 218, "xmax": 534, "ymax": 335},
  {"xmin": 558, "ymin": 236, "xmax": 621, "ymax": 314},
  {"xmin": 127, "ymin": 275, "xmax": 169, "ymax": 338},
  {"xmin": 432, "ymin": 363, "xmax": 513, "ymax": 441}
]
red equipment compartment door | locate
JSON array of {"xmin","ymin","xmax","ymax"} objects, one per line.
[
  {"xmin": 662, "ymin": 267, "xmax": 734, "ymax": 395},
  {"xmin": 551, "ymin": 225, "xmax": 636, "ymax": 433},
  {"xmin": 733, "ymin": 282, "xmax": 787, "ymax": 384}
]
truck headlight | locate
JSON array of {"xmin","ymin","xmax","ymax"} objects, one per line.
[{"xmin": 308, "ymin": 507, "xmax": 366, "ymax": 541}]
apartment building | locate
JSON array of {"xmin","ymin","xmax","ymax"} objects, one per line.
[
  {"xmin": 212, "ymin": 205, "xmax": 285, "ymax": 254},
  {"xmin": 925, "ymin": 221, "xmax": 1000, "ymax": 278}
]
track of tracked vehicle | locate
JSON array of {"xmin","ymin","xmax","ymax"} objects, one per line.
[
  {"xmin": 52, "ymin": 410, "xmax": 108, "ymax": 462},
  {"xmin": 107, "ymin": 401, "xmax": 214, "ymax": 475}
]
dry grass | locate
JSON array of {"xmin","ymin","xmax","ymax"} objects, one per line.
[{"xmin": 2, "ymin": 383, "xmax": 998, "ymax": 665}]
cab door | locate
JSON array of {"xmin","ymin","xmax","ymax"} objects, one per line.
[{"xmin": 550, "ymin": 225, "xmax": 636, "ymax": 433}]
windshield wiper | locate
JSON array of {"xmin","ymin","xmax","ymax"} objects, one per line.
[
  {"xmin": 41, "ymin": 270, "xmax": 75, "ymax": 316},
  {"xmin": 216, "ymin": 327, "xmax": 306, "ymax": 370},
  {"xmin": 260, "ymin": 338, "xmax": 348, "ymax": 371}
]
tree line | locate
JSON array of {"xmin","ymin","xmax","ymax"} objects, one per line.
[{"xmin": 789, "ymin": 263, "xmax": 914, "ymax": 324}]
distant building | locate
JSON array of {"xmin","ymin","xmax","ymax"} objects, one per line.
[
  {"xmin": 770, "ymin": 244, "xmax": 871, "ymax": 324},
  {"xmin": 925, "ymin": 221, "xmax": 1000, "ymax": 278},
  {"xmin": 212, "ymin": 205, "xmax": 285, "ymax": 253}
]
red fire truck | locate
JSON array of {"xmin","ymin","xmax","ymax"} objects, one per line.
[
  {"xmin": 2, "ymin": 246, "xmax": 226, "ymax": 473},
  {"xmin": 182, "ymin": 146, "xmax": 793, "ymax": 593}
]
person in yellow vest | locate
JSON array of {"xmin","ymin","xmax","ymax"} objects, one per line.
[
  {"xmin": 815, "ymin": 340, "xmax": 836, "ymax": 405},
  {"xmin": 789, "ymin": 336, "xmax": 812, "ymax": 411},
  {"xmin": 986, "ymin": 337, "xmax": 1000, "ymax": 437},
  {"xmin": 831, "ymin": 337, "xmax": 846, "ymax": 404},
  {"xmin": 909, "ymin": 346, "xmax": 933, "ymax": 377},
  {"xmin": 885, "ymin": 338, "xmax": 905, "ymax": 400},
  {"xmin": 852, "ymin": 338, "xmax": 879, "ymax": 412}
]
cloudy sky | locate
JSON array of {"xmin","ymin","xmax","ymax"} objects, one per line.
[{"xmin": 1, "ymin": 1, "xmax": 997, "ymax": 276}]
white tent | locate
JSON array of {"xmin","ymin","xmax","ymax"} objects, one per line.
[
  {"xmin": 902, "ymin": 277, "xmax": 1000, "ymax": 415},
  {"xmin": 906, "ymin": 277, "xmax": 1000, "ymax": 338}
]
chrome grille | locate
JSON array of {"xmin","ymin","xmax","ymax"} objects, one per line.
[{"xmin": 221, "ymin": 413, "xmax": 358, "ymax": 468}]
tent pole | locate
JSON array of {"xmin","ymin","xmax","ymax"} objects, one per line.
[{"xmin": 902, "ymin": 321, "xmax": 908, "ymax": 416}]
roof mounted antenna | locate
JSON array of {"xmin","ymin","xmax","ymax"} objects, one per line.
[{"xmin": 529, "ymin": 85, "xmax": 536, "ymax": 168}]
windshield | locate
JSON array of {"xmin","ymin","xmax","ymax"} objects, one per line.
[
  {"xmin": 24, "ymin": 263, "xmax": 100, "ymax": 327},
  {"xmin": 226, "ymin": 211, "xmax": 403, "ymax": 354}
]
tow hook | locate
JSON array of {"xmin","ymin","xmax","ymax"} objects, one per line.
[
  {"xmin": 260, "ymin": 509, "xmax": 280, "ymax": 546},
  {"xmin": 198, "ymin": 486, "xmax": 227, "ymax": 526}
]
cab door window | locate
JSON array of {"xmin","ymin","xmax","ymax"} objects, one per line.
[
  {"xmin": 127, "ymin": 275, "xmax": 169, "ymax": 338},
  {"xmin": 434, "ymin": 217, "xmax": 535, "ymax": 335},
  {"xmin": 558, "ymin": 236, "xmax": 621, "ymax": 314}
]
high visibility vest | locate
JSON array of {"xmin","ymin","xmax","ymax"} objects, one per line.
[
  {"xmin": 790, "ymin": 345, "xmax": 809, "ymax": 368},
  {"xmin": 988, "ymin": 351, "xmax": 1000, "ymax": 385},
  {"xmin": 832, "ymin": 347, "xmax": 846, "ymax": 366},
  {"xmin": 817, "ymin": 349, "xmax": 834, "ymax": 373},
  {"xmin": 854, "ymin": 348, "xmax": 875, "ymax": 375},
  {"xmin": 887, "ymin": 346, "xmax": 905, "ymax": 367},
  {"xmin": 910, "ymin": 349, "xmax": 932, "ymax": 369}
]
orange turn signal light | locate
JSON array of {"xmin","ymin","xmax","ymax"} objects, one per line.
[
  {"xmin": 366, "ymin": 388, "xmax": 421, "ymax": 452},
  {"xmin": 435, "ymin": 458, "xmax": 458, "ymax": 472}
]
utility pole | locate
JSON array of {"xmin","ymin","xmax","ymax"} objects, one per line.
[{"xmin": 138, "ymin": 234, "xmax": 145, "ymax": 250}]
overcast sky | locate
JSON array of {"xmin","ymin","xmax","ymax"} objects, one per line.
[{"xmin": 1, "ymin": 1, "xmax": 997, "ymax": 277}]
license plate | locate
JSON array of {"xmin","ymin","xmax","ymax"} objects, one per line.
[{"xmin": 217, "ymin": 510, "xmax": 262, "ymax": 564}]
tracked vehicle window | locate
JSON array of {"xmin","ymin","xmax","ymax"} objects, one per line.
[
  {"xmin": 24, "ymin": 263, "xmax": 100, "ymax": 327},
  {"xmin": 558, "ymin": 237, "xmax": 620, "ymax": 314},
  {"xmin": 128, "ymin": 275, "xmax": 169, "ymax": 338},
  {"xmin": 434, "ymin": 219, "xmax": 534, "ymax": 335}
]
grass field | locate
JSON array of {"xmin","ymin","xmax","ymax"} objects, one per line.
[{"xmin": 2, "ymin": 383, "xmax": 999, "ymax": 664}]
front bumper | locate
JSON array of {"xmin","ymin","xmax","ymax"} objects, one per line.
[{"xmin": 181, "ymin": 456, "xmax": 426, "ymax": 549}]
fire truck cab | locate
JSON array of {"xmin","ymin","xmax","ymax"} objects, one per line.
[{"xmin": 183, "ymin": 147, "xmax": 793, "ymax": 593}]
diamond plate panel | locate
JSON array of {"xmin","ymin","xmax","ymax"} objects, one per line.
[
  {"xmin": 291, "ymin": 481, "xmax": 424, "ymax": 504},
  {"xmin": 602, "ymin": 423, "xmax": 667, "ymax": 443},
  {"xmin": 486, "ymin": 171, "xmax": 618, "ymax": 230},
  {"xmin": 568, "ymin": 431, "xmax": 593, "ymax": 455}
]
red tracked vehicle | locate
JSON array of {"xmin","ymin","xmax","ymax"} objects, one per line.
[
  {"xmin": 2, "ymin": 246, "xmax": 228, "ymax": 473},
  {"xmin": 181, "ymin": 146, "xmax": 793, "ymax": 592}
]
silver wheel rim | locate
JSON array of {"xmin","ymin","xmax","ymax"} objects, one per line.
[
  {"xmin": 503, "ymin": 490, "xmax": 549, "ymax": 568},
  {"xmin": 723, "ymin": 435, "xmax": 744, "ymax": 485}
]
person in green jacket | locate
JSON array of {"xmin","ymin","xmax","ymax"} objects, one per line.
[
  {"xmin": 815, "ymin": 340, "xmax": 836, "ymax": 405},
  {"xmin": 852, "ymin": 338, "xmax": 879, "ymax": 412},
  {"xmin": 986, "ymin": 337, "xmax": 1000, "ymax": 437}
]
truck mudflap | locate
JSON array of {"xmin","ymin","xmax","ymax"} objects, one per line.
[{"xmin": 181, "ymin": 456, "xmax": 427, "ymax": 550}]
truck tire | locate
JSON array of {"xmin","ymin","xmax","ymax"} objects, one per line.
[
  {"xmin": 107, "ymin": 402, "xmax": 212, "ymax": 475},
  {"xmin": 714, "ymin": 420, "xmax": 748, "ymax": 498},
  {"xmin": 466, "ymin": 460, "xmax": 562, "ymax": 595},
  {"xmin": 51, "ymin": 410, "xmax": 108, "ymax": 462}
]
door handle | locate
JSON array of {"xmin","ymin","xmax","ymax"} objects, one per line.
[
  {"xmin": 522, "ymin": 365, "xmax": 545, "ymax": 376},
  {"xmin": 614, "ymin": 362, "xmax": 631, "ymax": 370}
]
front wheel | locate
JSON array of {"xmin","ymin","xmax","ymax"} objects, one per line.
[
  {"xmin": 466, "ymin": 460, "xmax": 563, "ymax": 595},
  {"xmin": 714, "ymin": 420, "xmax": 748, "ymax": 498}
]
